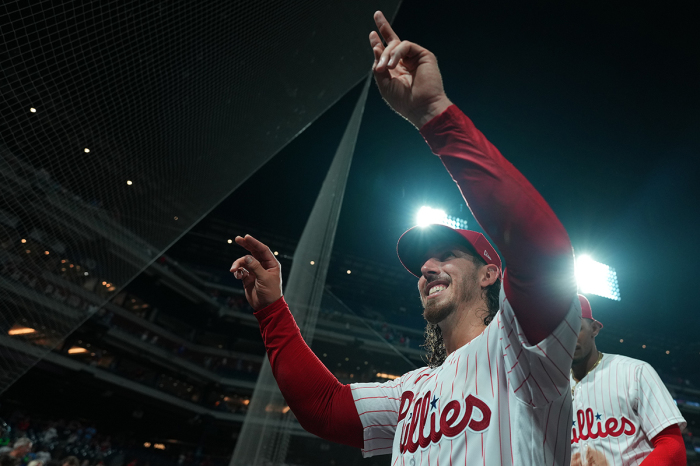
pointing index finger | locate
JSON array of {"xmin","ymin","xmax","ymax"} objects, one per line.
[
  {"xmin": 235, "ymin": 235, "xmax": 278, "ymax": 268},
  {"xmin": 374, "ymin": 11, "xmax": 400, "ymax": 44}
]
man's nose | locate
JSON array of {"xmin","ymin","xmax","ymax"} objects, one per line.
[{"xmin": 420, "ymin": 257, "xmax": 440, "ymax": 277}]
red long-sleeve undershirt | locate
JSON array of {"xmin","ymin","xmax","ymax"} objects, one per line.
[
  {"xmin": 639, "ymin": 425, "xmax": 686, "ymax": 465},
  {"xmin": 254, "ymin": 105, "xmax": 575, "ymax": 447},
  {"xmin": 254, "ymin": 296, "xmax": 364, "ymax": 449},
  {"xmin": 420, "ymin": 105, "xmax": 576, "ymax": 342}
]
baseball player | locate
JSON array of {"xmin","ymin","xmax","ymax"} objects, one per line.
[
  {"xmin": 571, "ymin": 295, "xmax": 686, "ymax": 465},
  {"xmin": 230, "ymin": 11, "xmax": 581, "ymax": 465}
]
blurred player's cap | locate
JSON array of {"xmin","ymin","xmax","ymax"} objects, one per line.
[
  {"xmin": 578, "ymin": 294, "xmax": 603, "ymax": 328},
  {"xmin": 397, "ymin": 224, "xmax": 501, "ymax": 277}
]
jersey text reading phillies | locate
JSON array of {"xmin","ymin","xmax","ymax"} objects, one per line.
[
  {"xmin": 352, "ymin": 288, "xmax": 581, "ymax": 465},
  {"xmin": 570, "ymin": 354, "xmax": 686, "ymax": 465}
]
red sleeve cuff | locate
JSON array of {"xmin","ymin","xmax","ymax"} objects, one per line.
[{"xmin": 253, "ymin": 296, "xmax": 288, "ymax": 322}]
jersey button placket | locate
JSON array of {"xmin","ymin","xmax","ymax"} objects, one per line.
[{"xmin": 409, "ymin": 457, "xmax": 415, "ymax": 466}]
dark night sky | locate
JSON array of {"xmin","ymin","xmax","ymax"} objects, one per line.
[{"xmin": 187, "ymin": 1, "xmax": 699, "ymax": 341}]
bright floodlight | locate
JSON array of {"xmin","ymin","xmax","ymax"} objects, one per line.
[
  {"xmin": 417, "ymin": 206, "xmax": 447, "ymax": 227},
  {"xmin": 416, "ymin": 206, "xmax": 468, "ymax": 229},
  {"xmin": 576, "ymin": 255, "xmax": 621, "ymax": 301}
]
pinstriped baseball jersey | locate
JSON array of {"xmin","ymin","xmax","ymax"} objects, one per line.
[
  {"xmin": 351, "ymin": 288, "xmax": 581, "ymax": 465},
  {"xmin": 570, "ymin": 354, "xmax": 686, "ymax": 465}
]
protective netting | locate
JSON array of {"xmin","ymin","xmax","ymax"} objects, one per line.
[
  {"xmin": 229, "ymin": 263, "xmax": 419, "ymax": 466},
  {"xmin": 281, "ymin": 286, "xmax": 418, "ymax": 466},
  {"xmin": 230, "ymin": 77, "xmax": 374, "ymax": 466},
  {"xmin": 0, "ymin": 0, "xmax": 401, "ymax": 394}
]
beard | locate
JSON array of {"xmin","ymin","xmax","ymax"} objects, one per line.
[
  {"xmin": 571, "ymin": 348, "xmax": 592, "ymax": 367},
  {"xmin": 422, "ymin": 270, "xmax": 480, "ymax": 325},
  {"xmin": 423, "ymin": 297, "xmax": 457, "ymax": 324}
]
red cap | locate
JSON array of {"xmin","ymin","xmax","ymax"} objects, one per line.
[
  {"xmin": 578, "ymin": 294, "xmax": 603, "ymax": 328},
  {"xmin": 397, "ymin": 224, "xmax": 502, "ymax": 278}
]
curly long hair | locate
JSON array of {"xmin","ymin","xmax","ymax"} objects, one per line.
[{"xmin": 422, "ymin": 254, "xmax": 501, "ymax": 368}]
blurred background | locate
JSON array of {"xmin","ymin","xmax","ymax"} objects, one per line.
[{"xmin": 0, "ymin": 0, "xmax": 698, "ymax": 465}]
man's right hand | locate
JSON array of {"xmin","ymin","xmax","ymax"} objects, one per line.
[
  {"xmin": 230, "ymin": 235, "xmax": 283, "ymax": 311},
  {"xmin": 370, "ymin": 11, "xmax": 452, "ymax": 128}
]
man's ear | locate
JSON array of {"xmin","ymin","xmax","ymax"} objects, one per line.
[
  {"xmin": 591, "ymin": 321, "xmax": 602, "ymax": 338},
  {"xmin": 481, "ymin": 264, "xmax": 499, "ymax": 288}
]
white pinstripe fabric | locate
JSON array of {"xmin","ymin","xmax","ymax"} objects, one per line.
[
  {"xmin": 351, "ymin": 289, "xmax": 581, "ymax": 465},
  {"xmin": 570, "ymin": 354, "xmax": 686, "ymax": 465}
]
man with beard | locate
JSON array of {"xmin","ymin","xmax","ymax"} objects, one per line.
[
  {"xmin": 570, "ymin": 295, "xmax": 686, "ymax": 465},
  {"xmin": 230, "ymin": 10, "xmax": 580, "ymax": 465}
]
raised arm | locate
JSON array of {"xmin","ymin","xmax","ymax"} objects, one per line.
[
  {"xmin": 230, "ymin": 235, "xmax": 363, "ymax": 448},
  {"xmin": 371, "ymin": 11, "xmax": 576, "ymax": 342}
]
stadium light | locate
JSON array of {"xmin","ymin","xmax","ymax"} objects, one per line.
[
  {"xmin": 417, "ymin": 206, "xmax": 447, "ymax": 226},
  {"xmin": 575, "ymin": 254, "xmax": 621, "ymax": 301},
  {"xmin": 8, "ymin": 327, "xmax": 36, "ymax": 336},
  {"xmin": 416, "ymin": 206, "xmax": 468, "ymax": 229}
]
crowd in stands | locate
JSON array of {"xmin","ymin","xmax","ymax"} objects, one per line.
[
  {"xmin": 0, "ymin": 412, "xmax": 227, "ymax": 466},
  {"xmin": 0, "ymin": 412, "xmax": 113, "ymax": 466}
]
